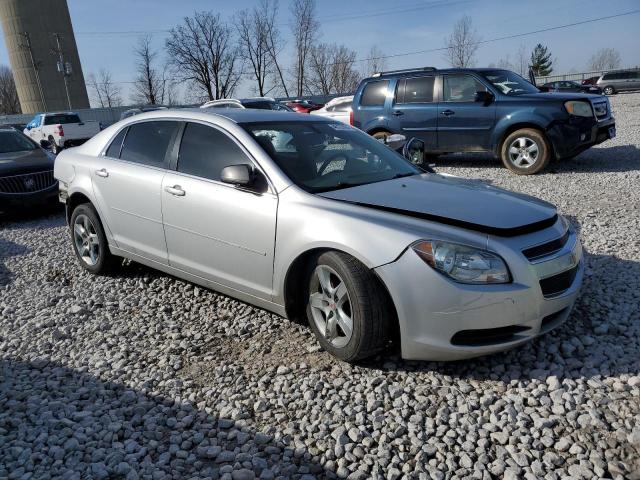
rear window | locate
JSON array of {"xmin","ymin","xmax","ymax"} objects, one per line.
[
  {"xmin": 360, "ymin": 80, "xmax": 389, "ymax": 106},
  {"xmin": 105, "ymin": 127, "xmax": 128, "ymax": 158},
  {"xmin": 119, "ymin": 121, "xmax": 179, "ymax": 168},
  {"xmin": 603, "ymin": 72, "xmax": 623, "ymax": 80},
  {"xmin": 242, "ymin": 101, "xmax": 273, "ymax": 110},
  {"xmin": 44, "ymin": 114, "xmax": 81, "ymax": 125},
  {"xmin": 397, "ymin": 76, "xmax": 435, "ymax": 103}
]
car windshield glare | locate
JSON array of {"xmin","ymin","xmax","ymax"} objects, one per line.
[
  {"xmin": 481, "ymin": 70, "xmax": 539, "ymax": 95},
  {"xmin": 0, "ymin": 131, "xmax": 37, "ymax": 153},
  {"xmin": 242, "ymin": 121, "xmax": 421, "ymax": 193}
]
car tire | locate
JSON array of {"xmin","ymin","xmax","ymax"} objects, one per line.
[
  {"xmin": 500, "ymin": 128, "xmax": 551, "ymax": 175},
  {"xmin": 49, "ymin": 136, "xmax": 60, "ymax": 155},
  {"xmin": 305, "ymin": 251, "xmax": 391, "ymax": 362},
  {"xmin": 602, "ymin": 86, "xmax": 615, "ymax": 95},
  {"xmin": 70, "ymin": 203, "xmax": 119, "ymax": 274},
  {"xmin": 371, "ymin": 131, "xmax": 391, "ymax": 142}
]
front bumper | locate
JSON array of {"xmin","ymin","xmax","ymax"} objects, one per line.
[
  {"xmin": 375, "ymin": 228, "xmax": 583, "ymax": 361},
  {"xmin": 548, "ymin": 116, "xmax": 615, "ymax": 159},
  {"xmin": 0, "ymin": 183, "xmax": 59, "ymax": 213}
]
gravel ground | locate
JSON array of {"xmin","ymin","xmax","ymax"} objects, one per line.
[{"xmin": 1, "ymin": 93, "xmax": 639, "ymax": 479}]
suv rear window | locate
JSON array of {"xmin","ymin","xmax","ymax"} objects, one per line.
[
  {"xmin": 119, "ymin": 121, "xmax": 179, "ymax": 168},
  {"xmin": 44, "ymin": 114, "xmax": 80, "ymax": 125},
  {"xmin": 397, "ymin": 76, "xmax": 435, "ymax": 103},
  {"xmin": 360, "ymin": 80, "xmax": 389, "ymax": 106}
]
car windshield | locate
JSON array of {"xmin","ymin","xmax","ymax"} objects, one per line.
[
  {"xmin": 0, "ymin": 130, "xmax": 37, "ymax": 153},
  {"xmin": 481, "ymin": 70, "xmax": 539, "ymax": 95},
  {"xmin": 242, "ymin": 121, "xmax": 421, "ymax": 193},
  {"xmin": 44, "ymin": 114, "xmax": 81, "ymax": 125}
]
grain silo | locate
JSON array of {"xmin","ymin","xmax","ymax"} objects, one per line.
[{"xmin": 0, "ymin": 0, "xmax": 90, "ymax": 114}]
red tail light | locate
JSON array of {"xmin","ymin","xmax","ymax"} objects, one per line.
[
  {"xmin": 57, "ymin": 125, "xmax": 64, "ymax": 137},
  {"xmin": 349, "ymin": 110, "xmax": 354, "ymax": 126}
]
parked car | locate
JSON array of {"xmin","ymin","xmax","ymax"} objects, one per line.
[
  {"xmin": 120, "ymin": 106, "xmax": 168, "ymax": 120},
  {"xmin": 310, "ymin": 95, "xmax": 353, "ymax": 124},
  {"xmin": 596, "ymin": 69, "xmax": 640, "ymax": 95},
  {"xmin": 581, "ymin": 76, "xmax": 600, "ymax": 86},
  {"xmin": 0, "ymin": 126, "xmax": 58, "ymax": 214},
  {"xmin": 24, "ymin": 112, "xmax": 101, "ymax": 155},
  {"xmin": 286, "ymin": 99, "xmax": 324, "ymax": 113},
  {"xmin": 54, "ymin": 108, "xmax": 583, "ymax": 362},
  {"xmin": 541, "ymin": 80, "xmax": 601, "ymax": 94},
  {"xmin": 352, "ymin": 67, "xmax": 615, "ymax": 174},
  {"xmin": 201, "ymin": 98, "xmax": 293, "ymax": 111}
]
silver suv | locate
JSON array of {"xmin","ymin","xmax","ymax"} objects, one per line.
[{"xmin": 596, "ymin": 69, "xmax": 640, "ymax": 95}]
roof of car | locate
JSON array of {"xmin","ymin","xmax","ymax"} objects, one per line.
[
  {"xmin": 365, "ymin": 67, "xmax": 510, "ymax": 81},
  {"xmin": 143, "ymin": 107, "xmax": 330, "ymax": 124}
]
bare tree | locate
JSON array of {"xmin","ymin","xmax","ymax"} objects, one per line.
[
  {"xmin": 0, "ymin": 65, "xmax": 20, "ymax": 114},
  {"xmin": 262, "ymin": 0, "xmax": 289, "ymax": 97},
  {"xmin": 514, "ymin": 43, "xmax": 528, "ymax": 76},
  {"xmin": 132, "ymin": 36, "xmax": 166, "ymax": 105},
  {"xmin": 166, "ymin": 11, "xmax": 242, "ymax": 101},
  {"xmin": 331, "ymin": 45, "xmax": 360, "ymax": 93},
  {"xmin": 236, "ymin": 0, "xmax": 275, "ymax": 96},
  {"xmin": 363, "ymin": 46, "xmax": 387, "ymax": 76},
  {"xmin": 496, "ymin": 55, "xmax": 512, "ymax": 70},
  {"xmin": 443, "ymin": 15, "xmax": 480, "ymax": 68},
  {"xmin": 290, "ymin": 0, "xmax": 319, "ymax": 96},
  {"xmin": 588, "ymin": 48, "xmax": 621, "ymax": 71},
  {"xmin": 88, "ymin": 69, "xmax": 122, "ymax": 108},
  {"xmin": 308, "ymin": 43, "xmax": 360, "ymax": 95}
]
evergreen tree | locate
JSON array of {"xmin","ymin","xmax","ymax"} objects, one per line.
[{"xmin": 530, "ymin": 44, "xmax": 553, "ymax": 76}]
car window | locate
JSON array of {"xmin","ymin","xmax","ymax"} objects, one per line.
[
  {"xmin": 399, "ymin": 76, "xmax": 435, "ymax": 103},
  {"xmin": 360, "ymin": 80, "xmax": 389, "ymax": 106},
  {"xmin": 443, "ymin": 75, "xmax": 486, "ymax": 102},
  {"xmin": 0, "ymin": 131, "xmax": 37, "ymax": 153},
  {"xmin": 177, "ymin": 122, "xmax": 252, "ymax": 181},
  {"xmin": 119, "ymin": 121, "xmax": 179, "ymax": 168},
  {"xmin": 333, "ymin": 101, "xmax": 351, "ymax": 112},
  {"xmin": 44, "ymin": 114, "xmax": 81, "ymax": 125},
  {"xmin": 604, "ymin": 72, "xmax": 622, "ymax": 80},
  {"xmin": 104, "ymin": 127, "xmax": 128, "ymax": 158}
]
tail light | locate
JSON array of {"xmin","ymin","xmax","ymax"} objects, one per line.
[
  {"xmin": 349, "ymin": 110, "xmax": 354, "ymax": 126},
  {"xmin": 56, "ymin": 125, "xmax": 64, "ymax": 137}
]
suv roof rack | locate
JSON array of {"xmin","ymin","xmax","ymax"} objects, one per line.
[{"xmin": 372, "ymin": 66, "xmax": 436, "ymax": 77}]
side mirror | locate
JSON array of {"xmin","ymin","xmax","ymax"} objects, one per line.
[
  {"xmin": 40, "ymin": 139, "xmax": 51, "ymax": 149},
  {"xmin": 474, "ymin": 91, "xmax": 494, "ymax": 105},
  {"xmin": 384, "ymin": 133, "xmax": 407, "ymax": 151},
  {"xmin": 220, "ymin": 164, "xmax": 254, "ymax": 186},
  {"xmin": 403, "ymin": 138, "xmax": 426, "ymax": 164}
]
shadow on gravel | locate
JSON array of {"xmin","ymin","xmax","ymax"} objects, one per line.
[
  {"xmin": 0, "ymin": 204, "xmax": 64, "ymax": 227},
  {"xmin": 0, "ymin": 357, "xmax": 329, "ymax": 478},
  {"xmin": 0, "ymin": 238, "xmax": 29, "ymax": 287}
]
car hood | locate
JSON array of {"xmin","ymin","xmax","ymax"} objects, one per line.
[
  {"xmin": 518, "ymin": 92, "xmax": 604, "ymax": 101},
  {"xmin": 319, "ymin": 174, "xmax": 558, "ymax": 237},
  {"xmin": 0, "ymin": 148, "xmax": 53, "ymax": 177}
]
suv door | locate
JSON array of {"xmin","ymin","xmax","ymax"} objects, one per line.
[
  {"xmin": 353, "ymin": 79, "xmax": 390, "ymax": 134},
  {"xmin": 625, "ymin": 71, "xmax": 640, "ymax": 91},
  {"xmin": 437, "ymin": 73, "xmax": 496, "ymax": 152},
  {"xmin": 161, "ymin": 122, "xmax": 277, "ymax": 300},
  {"xmin": 389, "ymin": 75, "xmax": 438, "ymax": 151},
  {"xmin": 91, "ymin": 121, "xmax": 181, "ymax": 264}
]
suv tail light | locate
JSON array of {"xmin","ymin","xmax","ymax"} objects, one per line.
[
  {"xmin": 56, "ymin": 124, "xmax": 64, "ymax": 137},
  {"xmin": 349, "ymin": 110, "xmax": 354, "ymax": 126}
]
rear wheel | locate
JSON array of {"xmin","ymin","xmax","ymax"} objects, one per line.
[
  {"xmin": 305, "ymin": 251, "xmax": 391, "ymax": 362},
  {"xmin": 603, "ymin": 86, "xmax": 615, "ymax": 95},
  {"xmin": 70, "ymin": 203, "xmax": 118, "ymax": 274},
  {"xmin": 500, "ymin": 128, "xmax": 551, "ymax": 175},
  {"xmin": 371, "ymin": 130, "xmax": 391, "ymax": 142},
  {"xmin": 48, "ymin": 136, "xmax": 60, "ymax": 155}
]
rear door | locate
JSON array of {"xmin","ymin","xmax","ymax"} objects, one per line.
[
  {"xmin": 437, "ymin": 73, "xmax": 496, "ymax": 152},
  {"xmin": 91, "ymin": 120, "xmax": 181, "ymax": 264},
  {"xmin": 388, "ymin": 75, "xmax": 438, "ymax": 151},
  {"xmin": 626, "ymin": 71, "xmax": 640, "ymax": 90},
  {"xmin": 353, "ymin": 79, "xmax": 390, "ymax": 133}
]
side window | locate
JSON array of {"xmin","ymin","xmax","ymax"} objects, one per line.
[
  {"xmin": 360, "ymin": 80, "xmax": 389, "ymax": 106},
  {"xmin": 119, "ymin": 121, "xmax": 179, "ymax": 168},
  {"xmin": 333, "ymin": 101, "xmax": 351, "ymax": 112},
  {"xmin": 178, "ymin": 122, "xmax": 252, "ymax": 181},
  {"xmin": 443, "ymin": 75, "xmax": 486, "ymax": 102},
  {"xmin": 400, "ymin": 76, "xmax": 435, "ymax": 103},
  {"xmin": 104, "ymin": 127, "xmax": 128, "ymax": 158}
]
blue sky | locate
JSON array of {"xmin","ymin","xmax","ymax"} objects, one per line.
[{"xmin": 1, "ymin": 0, "xmax": 639, "ymax": 103}]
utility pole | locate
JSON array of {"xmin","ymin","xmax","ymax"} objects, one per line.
[
  {"xmin": 20, "ymin": 32, "xmax": 47, "ymax": 111},
  {"xmin": 52, "ymin": 33, "xmax": 72, "ymax": 110}
]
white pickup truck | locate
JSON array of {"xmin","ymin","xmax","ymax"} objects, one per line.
[{"xmin": 24, "ymin": 112, "xmax": 100, "ymax": 154}]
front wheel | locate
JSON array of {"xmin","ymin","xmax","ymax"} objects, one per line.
[
  {"xmin": 49, "ymin": 137, "xmax": 61, "ymax": 155},
  {"xmin": 70, "ymin": 203, "xmax": 118, "ymax": 274},
  {"xmin": 603, "ymin": 86, "xmax": 615, "ymax": 95},
  {"xmin": 500, "ymin": 129, "xmax": 551, "ymax": 175},
  {"xmin": 305, "ymin": 251, "xmax": 391, "ymax": 362}
]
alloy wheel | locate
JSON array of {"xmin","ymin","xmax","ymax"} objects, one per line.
[
  {"xmin": 309, "ymin": 265, "xmax": 354, "ymax": 348},
  {"xmin": 73, "ymin": 214, "xmax": 100, "ymax": 266},
  {"xmin": 508, "ymin": 137, "xmax": 540, "ymax": 169}
]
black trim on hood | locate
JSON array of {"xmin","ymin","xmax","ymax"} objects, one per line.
[{"xmin": 340, "ymin": 200, "xmax": 558, "ymax": 237}]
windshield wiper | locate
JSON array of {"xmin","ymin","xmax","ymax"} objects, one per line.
[
  {"xmin": 312, "ymin": 181, "xmax": 369, "ymax": 193},
  {"xmin": 391, "ymin": 172, "xmax": 415, "ymax": 179}
]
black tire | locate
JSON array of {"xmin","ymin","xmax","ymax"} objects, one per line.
[
  {"xmin": 69, "ymin": 203, "xmax": 118, "ymax": 274},
  {"xmin": 500, "ymin": 128, "xmax": 551, "ymax": 175},
  {"xmin": 602, "ymin": 86, "xmax": 615, "ymax": 96},
  {"xmin": 304, "ymin": 251, "xmax": 391, "ymax": 362},
  {"xmin": 49, "ymin": 136, "xmax": 60, "ymax": 155},
  {"xmin": 371, "ymin": 130, "xmax": 391, "ymax": 142}
]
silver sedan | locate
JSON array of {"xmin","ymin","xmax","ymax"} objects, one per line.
[{"xmin": 54, "ymin": 109, "xmax": 583, "ymax": 362}]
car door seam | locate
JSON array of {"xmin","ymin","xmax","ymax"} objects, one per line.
[{"xmin": 163, "ymin": 221, "xmax": 267, "ymax": 256}]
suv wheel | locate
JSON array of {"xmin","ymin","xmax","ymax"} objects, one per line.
[
  {"xmin": 70, "ymin": 203, "xmax": 118, "ymax": 274},
  {"xmin": 500, "ymin": 129, "xmax": 551, "ymax": 175},
  {"xmin": 305, "ymin": 251, "xmax": 391, "ymax": 362},
  {"xmin": 371, "ymin": 131, "xmax": 391, "ymax": 142},
  {"xmin": 48, "ymin": 136, "xmax": 60, "ymax": 155},
  {"xmin": 603, "ymin": 86, "xmax": 615, "ymax": 95}
]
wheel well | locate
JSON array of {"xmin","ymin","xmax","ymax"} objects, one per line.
[
  {"xmin": 283, "ymin": 248, "xmax": 400, "ymax": 341},
  {"xmin": 367, "ymin": 127, "xmax": 391, "ymax": 137},
  {"xmin": 66, "ymin": 192, "xmax": 92, "ymax": 223},
  {"xmin": 497, "ymin": 123, "xmax": 553, "ymax": 156}
]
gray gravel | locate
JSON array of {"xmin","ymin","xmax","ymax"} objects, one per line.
[{"xmin": 1, "ymin": 93, "xmax": 640, "ymax": 479}]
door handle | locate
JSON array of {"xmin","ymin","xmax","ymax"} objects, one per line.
[
  {"xmin": 165, "ymin": 185, "xmax": 185, "ymax": 197},
  {"xmin": 95, "ymin": 168, "xmax": 109, "ymax": 178},
  {"xmin": 392, "ymin": 110, "xmax": 404, "ymax": 116},
  {"xmin": 441, "ymin": 109, "xmax": 455, "ymax": 116}
]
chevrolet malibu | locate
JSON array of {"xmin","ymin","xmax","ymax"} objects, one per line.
[{"xmin": 54, "ymin": 109, "xmax": 583, "ymax": 362}]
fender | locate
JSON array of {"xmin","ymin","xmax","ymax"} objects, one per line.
[{"xmin": 489, "ymin": 110, "xmax": 554, "ymax": 152}]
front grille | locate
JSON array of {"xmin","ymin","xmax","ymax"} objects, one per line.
[
  {"xmin": 539, "ymin": 264, "xmax": 579, "ymax": 298},
  {"xmin": 522, "ymin": 231, "xmax": 569, "ymax": 261},
  {"xmin": 451, "ymin": 325, "xmax": 530, "ymax": 347},
  {"xmin": 0, "ymin": 170, "xmax": 56, "ymax": 194},
  {"xmin": 592, "ymin": 101, "xmax": 608, "ymax": 119}
]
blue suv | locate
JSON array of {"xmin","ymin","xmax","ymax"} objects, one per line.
[{"xmin": 352, "ymin": 67, "xmax": 616, "ymax": 174}]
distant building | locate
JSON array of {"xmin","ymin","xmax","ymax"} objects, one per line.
[{"xmin": 0, "ymin": 0, "xmax": 89, "ymax": 114}]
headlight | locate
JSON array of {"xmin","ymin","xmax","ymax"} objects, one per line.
[
  {"xmin": 412, "ymin": 240, "xmax": 510, "ymax": 284},
  {"xmin": 564, "ymin": 100, "xmax": 593, "ymax": 117}
]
